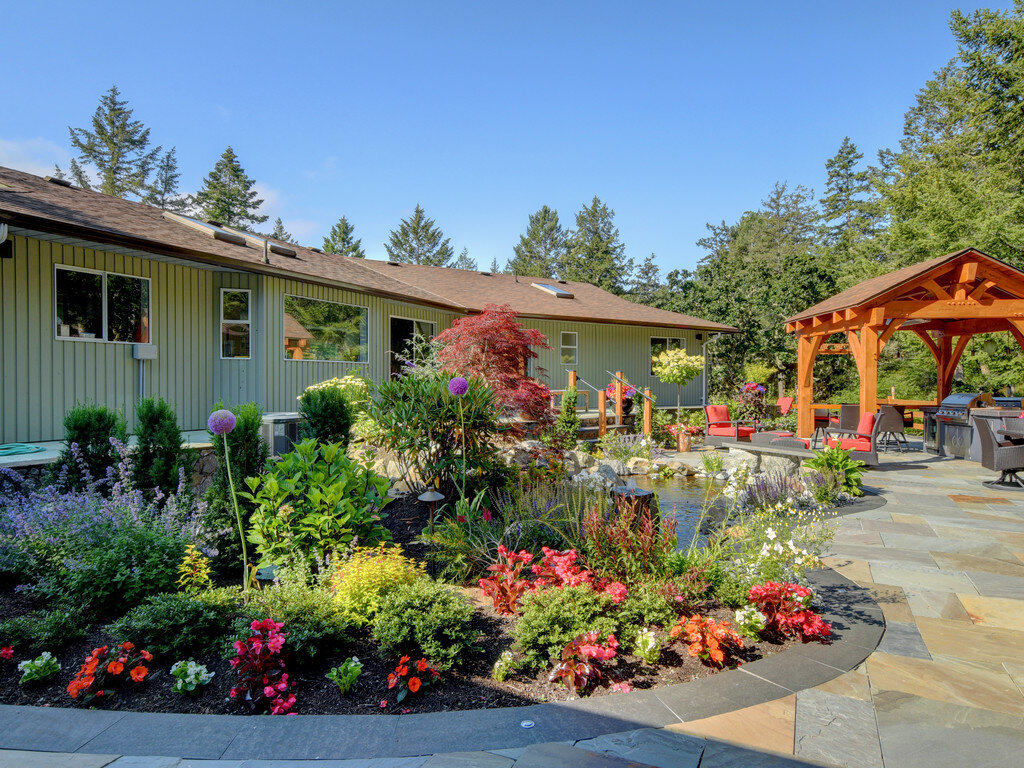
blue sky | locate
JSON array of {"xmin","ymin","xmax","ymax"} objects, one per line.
[{"xmin": 0, "ymin": 1, "xmax": 1003, "ymax": 273}]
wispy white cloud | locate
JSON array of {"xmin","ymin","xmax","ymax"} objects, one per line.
[
  {"xmin": 0, "ymin": 137, "xmax": 69, "ymax": 176},
  {"xmin": 303, "ymin": 155, "xmax": 339, "ymax": 181},
  {"xmin": 252, "ymin": 181, "xmax": 321, "ymax": 244},
  {"xmin": 287, "ymin": 219, "xmax": 320, "ymax": 242},
  {"xmin": 253, "ymin": 182, "xmax": 283, "ymax": 219}
]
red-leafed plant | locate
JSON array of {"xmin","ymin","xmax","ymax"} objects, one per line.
[
  {"xmin": 229, "ymin": 618, "xmax": 297, "ymax": 715},
  {"xmin": 549, "ymin": 631, "xmax": 620, "ymax": 695},
  {"xmin": 582, "ymin": 498, "xmax": 678, "ymax": 585},
  {"xmin": 669, "ymin": 615, "xmax": 744, "ymax": 668},
  {"xmin": 387, "ymin": 655, "xmax": 440, "ymax": 703},
  {"xmin": 530, "ymin": 547, "xmax": 628, "ymax": 603},
  {"xmin": 747, "ymin": 582, "xmax": 831, "ymax": 642},
  {"xmin": 479, "ymin": 545, "xmax": 534, "ymax": 615},
  {"xmin": 67, "ymin": 641, "xmax": 153, "ymax": 701},
  {"xmin": 434, "ymin": 304, "xmax": 553, "ymax": 423}
]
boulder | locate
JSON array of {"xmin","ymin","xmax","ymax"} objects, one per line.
[
  {"xmin": 573, "ymin": 470, "xmax": 613, "ymax": 489},
  {"xmin": 761, "ymin": 454, "xmax": 802, "ymax": 477},
  {"xmin": 626, "ymin": 457, "xmax": 651, "ymax": 475},
  {"xmin": 601, "ymin": 459, "xmax": 630, "ymax": 478},
  {"xmin": 723, "ymin": 449, "xmax": 760, "ymax": 474},
  {"xmin": 662, "ymin": 458, "xmax": 698, "ymax": 476},
  {"xmin": 591, "ymin": 463, "xmax": 621, "ymax": 484},
  {"xmin": 571, "ymin": 450, "xmax": 598, "ymax": 469}
]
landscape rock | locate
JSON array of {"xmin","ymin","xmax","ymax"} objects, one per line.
[
  {"xmin": 591, "ymin": 463, "xmax": 621, "ymax": 484},
  {"xmin": 571, "ymin": 450, "xmax": 598, "ymax": 469},
  {"xmin": 626, "ymin": 457, "xmax": 651, "ymax": 474},
  {"xmin": 723, "ymin": 449, "xmax": 760, "ymax": 474},
  {"xmin": 663, "ymin": 458, "xmax": 698, "ymax": 476},
  {"xmin": 573, "ymin": 470, "xmax": 614, "ymax": 488},
  {"xmin": 761, "ymin": 454, "xmax": 802, "ymax": 477},
  {"xmin": 602, "ymin": 459, "xmax": 630, "ymax": 477}
]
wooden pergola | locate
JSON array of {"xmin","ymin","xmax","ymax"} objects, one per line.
[{"xmin": 785, "ymin": 248, "xmax": 1024, "ymax": 438}]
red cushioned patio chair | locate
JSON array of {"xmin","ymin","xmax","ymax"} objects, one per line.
[
  {"xmin": 824, "ymin": 410, "xmax": 881, "ymax": 466},
  {"xmin": 704, "ymin": 404, "xmax": 757, "ymax": 446},
  {"xmin": 777, "ymin": 396, "xmax": 794, "ymax": 416}
]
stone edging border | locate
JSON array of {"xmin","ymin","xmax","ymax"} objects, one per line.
[{"xmin": 0, "ymin": 568, "xmax": 884, "ymax": 761}]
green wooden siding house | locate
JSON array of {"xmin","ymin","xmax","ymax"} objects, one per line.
[{"xmin": 0, "ymin": 167, "xmax": 735, "ymax": 443}]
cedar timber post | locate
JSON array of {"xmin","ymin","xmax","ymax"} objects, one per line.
[
  {"xmin": 614, "ymin": 371, "xmax": 624, "ymax": 426},
  {"xmin": 567, "ymin": 370, "xmax": 578, "ymax": 411},
  {"xmin": 796, "ymin": 332, "xmax": 822, "ymax": 438},
  {"xmin": 643, "ymin": 388, "xmax": 652, "ymax": 436},
  {"xmin": 597, "ymin": 391, "xmax": 608, "ymax": 437}
]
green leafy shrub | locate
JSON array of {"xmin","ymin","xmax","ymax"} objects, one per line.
[
  {"xmin": 614, "ymin": 582, "xmax": 680, "ymax": 632},
  {"xmin": 805, "ymin": 447, "xmax": 866, "ymax": 496},
  {"xmin": 330, "ymin": 545, "xmax": 425, "ymax": 626},
  {"xmin": 597, "ymin": 432, "xmax": 653, "ymax": 462},
  {"xmin": 134, "ymin": 396, "xmax": 192, "ymax": 498},
  {"xmin": 0, "ymin": 606, "xmax": 86, "ymax": 652},
  {"xmin": 298, "ymin": 382, "xmax": 354, "ymax": 445},
  {"xmin": 204, "ymin": 402, "xmax": 270, "ymax": 571},
  {"xmin": 513, "ymin": 586, "xmax": 617, "ymax": 669},
  {"xmin": 49, "ymin": 403, "xmax": 128, "ymax": 488},
  {"xmin": 108, "ymin": 593, "xmax": 228, "ymax": 656},
  {"xmin": 545, "ymin": 386, "xmax": 581, "ymax": 450},
  {"xmin": 372, "ymin": 578, "xmax": 478, "ymax": 668},
  {"xmin": 366, "ymin": 372, "xmax": 505, "ymax": 498},
  {"xmin": 243, "ymin": 440, "xmax": 391, "ymax": 572}
]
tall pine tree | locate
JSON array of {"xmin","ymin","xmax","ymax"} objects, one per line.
[
  {"xmin": 451, "ymin": 247, "xmax": 477, "ymax": 270},
  {"xmin": 508, "ymin": 205, "xmax": 567, "ymax": 277},
  {"xmin": 384, "ymin": 205, "xmax": 454, "ymax": 266},
  {"xmin": 558, "ymin": 196, "xmax": 633, "ymax": 294},
  {"xmin": 627, "ymin": 253, "xmax": 663, "ymax": 305},
  {"xmin": 821, "ymin": 137, "xmax": 874, "ymax": 246},
  {"xmin": 269, "ymin": 217, "xmax": 295, "ymax": 243},
  {"xmin": 193, "ymin": 147, "xmax": 268, "ymax": 230},
  {"xmin": 142, "ymin": 148, "xmax": 190, "ymax": 212},
  {"xmin": 322, "ymin": 216, "xmax": 365, "ymax": 258},
  {"xmin": 67, "ymin": 85, "xmax": 160, "ymax": 198}
]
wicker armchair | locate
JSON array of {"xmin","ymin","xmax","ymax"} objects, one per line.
[
  {"xmin": 877, "ymin": 405, "xmax": 909, "ymax": 452},
  {"xmin": 976, "ymin": 418, "xmax": 1024, "ymax": 488},
  {"xmin": 824, "ymin": 411, "xmax": 881, "ymax": 467}
]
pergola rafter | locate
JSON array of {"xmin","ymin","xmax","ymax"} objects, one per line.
[{"xmin": 785, "ymin": 248, "xmax": 1024, "ymax": 437}]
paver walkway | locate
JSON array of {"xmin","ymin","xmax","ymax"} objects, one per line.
[{"xmin": 5, "ymin": 447, "xmax": 1023, "ymax": 767}]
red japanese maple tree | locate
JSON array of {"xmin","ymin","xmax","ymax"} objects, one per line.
[{"xmin": 435, "ymin": 304, "xmax": 553, "ymax": 421}]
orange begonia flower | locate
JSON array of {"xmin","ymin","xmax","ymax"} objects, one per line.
[
  {"xmin": 130, "ymin": 665, "xmax": 148, "ymax": 682},
  {"xmin": 107, "ymin": 660, "xmax": 124, "ymax": 675},
  {"xmin": 407, "ymin": 677, "xmax": 421, "ymax": 692},
  {"xmin": 140, "ymin": 650, "xmax": 153, "ymax": 662},
  {"xmin": 416, "ymin": 659, "xmax": 429, "ymax": 672}
]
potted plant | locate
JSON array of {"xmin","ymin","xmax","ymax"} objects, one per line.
[
  {"xmin": 667, "ymin": 422, "xmax": 703, "ymax": 452},
  {"xmin": 605, "ymin": 378, "xmax": 637, "ymax": 415}
]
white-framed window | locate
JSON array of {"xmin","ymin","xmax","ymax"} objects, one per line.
[
  {"xmin": 560, "ymin": 331, "xmax": 578, "ymax": 367},
  {"xmin": 650, "ymin": 336, "xmax": 684, "ymax": 374},
  {"xmin": 284, "ymin": 294, "xmax": 369, "ymax": 362},
  {"xmin": 220, "ymin": 289, "xmax": 251, "ymax": 359},
  {"xmin": 55, "ymin": 265, "xmax": 151, "ymax": 343}
]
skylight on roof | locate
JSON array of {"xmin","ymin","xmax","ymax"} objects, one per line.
[
  {"xmin": 162, "ymin": 212, "xmax": 246, "ymax": 245},
  {"xmin": 531, "ymin": 282, "xmax": 574, "ymax": 299}
]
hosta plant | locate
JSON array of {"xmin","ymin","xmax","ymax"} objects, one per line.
[
  {"xmin": 170, "ymin": 660, "xmax": 214, "ymax": 694},
  {"xmin": 548, "ymin": 631, "xmax": 619, "ymax": 696},
  {"xmin": 479, "ymin": 546, "xmax": 533, "ymax": 615},
  {"xmin": 229, "ymin": 619, "xmax": 296, "ymax": 715},
  {"xmin": 67, "ymin": 641, "xmax": 153, "ymax": 701},
  {"xmin": 18, "ymin": 651, "xmax": 61, "ymax": 685},
  {"xmin": 325, "ymin": 657, "xmax": 362, "ymax": 694},
  {"xmin": 747, "ymin": 582, "xmax": 831, "ymax": 641},
  {"xmin": 669, "ymin": 615, "xmax": 744, "ymax": 668},
  {"xmin": 804, "ymin": 447, "xmax": 865, "ymax": 497},
  {"xmin": 387, "ymin": 656, "xmax": 440, "ymax": 703},
  {"xmin": 633, "ymin": 628, "xmax": 661, "ymax": 666}
]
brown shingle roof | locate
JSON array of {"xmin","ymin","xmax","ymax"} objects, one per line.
[
  {"xmin": 0, "ymin": 166, "xmax": 734, "ymax": 331},
  {"xmin": 785, "ymin": 248, "xmax": 1024, "ymax": 323}
]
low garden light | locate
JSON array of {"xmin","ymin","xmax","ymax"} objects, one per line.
[{"xmin": 418, "ymin": 489, "xmax": 445, "ymax": 534}]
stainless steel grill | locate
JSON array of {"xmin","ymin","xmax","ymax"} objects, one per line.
[{"xmin": 925, "ymin": 393, "xmax": 999, "ymax": 458}]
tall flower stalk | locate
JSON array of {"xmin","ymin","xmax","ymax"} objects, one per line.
[
  {"xmin": 208, "ymin": 408, "xmax": 249, "ymax": 595},
  {"xmin": 448, "ymin": 376, "xmax": 469, "ymax": 499}
]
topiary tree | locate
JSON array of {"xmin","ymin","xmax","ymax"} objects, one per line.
[{"xmin": 652, "ymin": 348, "xmax": 705, "ymax": 419}]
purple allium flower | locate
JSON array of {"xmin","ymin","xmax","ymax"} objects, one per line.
[
  {"xmin": 208, "ymin": 409, "xmax": 237, "ymax": 436},
  {"xmin": 448, "ymin": 376, "xmax": 469, "ymax": 396}
]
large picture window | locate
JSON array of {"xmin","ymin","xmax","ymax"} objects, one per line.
[
  {"xmin": 650, "ymin": 337, "xmax": 684, "ymax": 374},
  {"xmin": 284, "ymin": 294, "xmax": 368, "ymax": 362},
  {"xmin": 221, "ymin": 289, "xmax": 251, "ymax": 359},
  {"xmin": 55, "ymin": 266, "xmax": 150, "ymax": 343}
]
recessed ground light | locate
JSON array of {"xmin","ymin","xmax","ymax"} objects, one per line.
[
  {"xmin": 45, "ymin": 176, "xmax": 72, "ymax": 188},
  {"xmin": 531, "ymin": 282, "xmax": 574, "ymax": 299}
]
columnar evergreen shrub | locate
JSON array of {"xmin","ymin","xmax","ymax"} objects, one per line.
[
  {"xmin": 134, "ymin": 396, "xmax": 192, "ymax": 498},
  {"xmin": 298, "ymin": 382, "xmax": 354, "ymax": 445},
  {"xmin": 49, "ymin": 404, "xmax": 128, "ymax": 489}
]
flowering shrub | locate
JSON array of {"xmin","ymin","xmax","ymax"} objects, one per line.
[
  {"xmin": 737, "ymin": 382, "xmax": 770, "ymax": 423},
  {"xmin": 228, "ymin": 618, "xmax": 296, "ymax": 715},
  {"xmin": 67, "ymin": 641, "xmax": 152, "ymax": 701},
  {"xmin": 633, "ymin": 628, "xmax": 661, "ymax": 665},
  {"xmin": 387, "ymin": 655, "xmax": 440, "ymax": 703},
  {"xmin": 596, "ymin": 432, "xmax": 653, "ymax": 462},
  {"xmin": 18, "ymin": 651, "xmax": 61, "ymax": 685},
  {"xmin": 549, "ymin": 631, "xmax": 619, "ymax": 695},
  {"xmin": 747, "ymin": 582, "xmax": 831, "ymax": 641},
  {"xmin": 176, "ymin": 545, "xmax": 214, "ymax": 594},
  {"xmin": 604, "ymin": 379, "xmax": 637, "ymax": 401},
  {"xmin": 733, "ymin": 605, "xmax": 768, "ymax": 639},
  {"xmin": 531, "ymin": 548, "xmax": 627, "ymax": 603},
  {"xmin": 479, "ymin": 546, "xmax": 534, "ymax": 615},
  {"xmin": 170, "ymin": 660, "xmax": 214, "ymax": 694},
  {"xmin": 669, "ymin": 615, "xmax": 744, "ymax": 668},
  {"xmin": 492, "ymin": 650, "xmax": 518, "ymax": 682},
  {"xmin": 326, "ymin": 657, "xmax": 362, "ymax": 694},
  {"xmin": 651, "ymin": 348, "xmax": 705, "ymax": 417},
  {"xmin": 666, "ymin": 422, "xmax": 703, "ymax": 439}
]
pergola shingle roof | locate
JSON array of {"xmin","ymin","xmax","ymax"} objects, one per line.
[{"xmin": 0, "ymin": 166, "xmax": 734, "ymax": 332}]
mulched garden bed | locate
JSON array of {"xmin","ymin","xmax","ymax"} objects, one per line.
[{"xmin": 0, "ymin": 496, "xmax": 802, "ymax": 716}]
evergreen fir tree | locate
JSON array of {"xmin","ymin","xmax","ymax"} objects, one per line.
[
  {"xmin": 558, "ymin": 196, "xmax": 633, "ymax": 294},
  {"xmin": 489, "ymin": 256, "xmax": 502, "ymax": 273},
  {"xmin": 627, "ymin": 253, "xmax": 663, "ymax": 305},
  {"xmin": 451, "ymin": 247, "xmax": 477, "ymax": 270},
  {"xmin": 821, "ymin": 137, "xmax": 874, "ymax": 246},
  {"xmin": 270, "ymin": 217, "xmax": 294, "ymax": 243},
  {"xmin": 384, "ymin": 205, "xmax": 454, "ymax": 266},
  {"xmin": 51, "ymin": 164, "xmax": 66, "ymax": 180},
  {"xmin": 322, "ymin": 216, "xmax": 366, "ymax": 258},
  {"xmin": 142, "ymin": 148, "xmax": 190, "ymax": 212},
  {"xmin": 508, "ymin": 205, "xmax": 567, "ymax": 277},
  {"xmin": 193, "ymin": 147, "xmax": 268, "ymax": 230},
  {"xmin": 68, "ymin": 85, "xmax": 160, "ymax": 198}
]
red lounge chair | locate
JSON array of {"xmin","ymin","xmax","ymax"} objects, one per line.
[
  {"xmin": 777, "ymin": 397, "xmax": 794, "ymax": 415},
  {"xmin": 704, "ymin": 404, "xmax": 756, "ymax": 445},
  {"xmin": 825, "ymin": 411, "xmax": 881, "ymax": 466}
]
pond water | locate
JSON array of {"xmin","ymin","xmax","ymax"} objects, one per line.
[{"xmin": 629, "ymin": 475, "xmax": 731, "ymax": 548}]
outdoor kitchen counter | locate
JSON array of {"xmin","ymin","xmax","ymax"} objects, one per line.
[{"xmin": 969, "ymin": 408, "xmax": 1024, "ymax": 461}]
